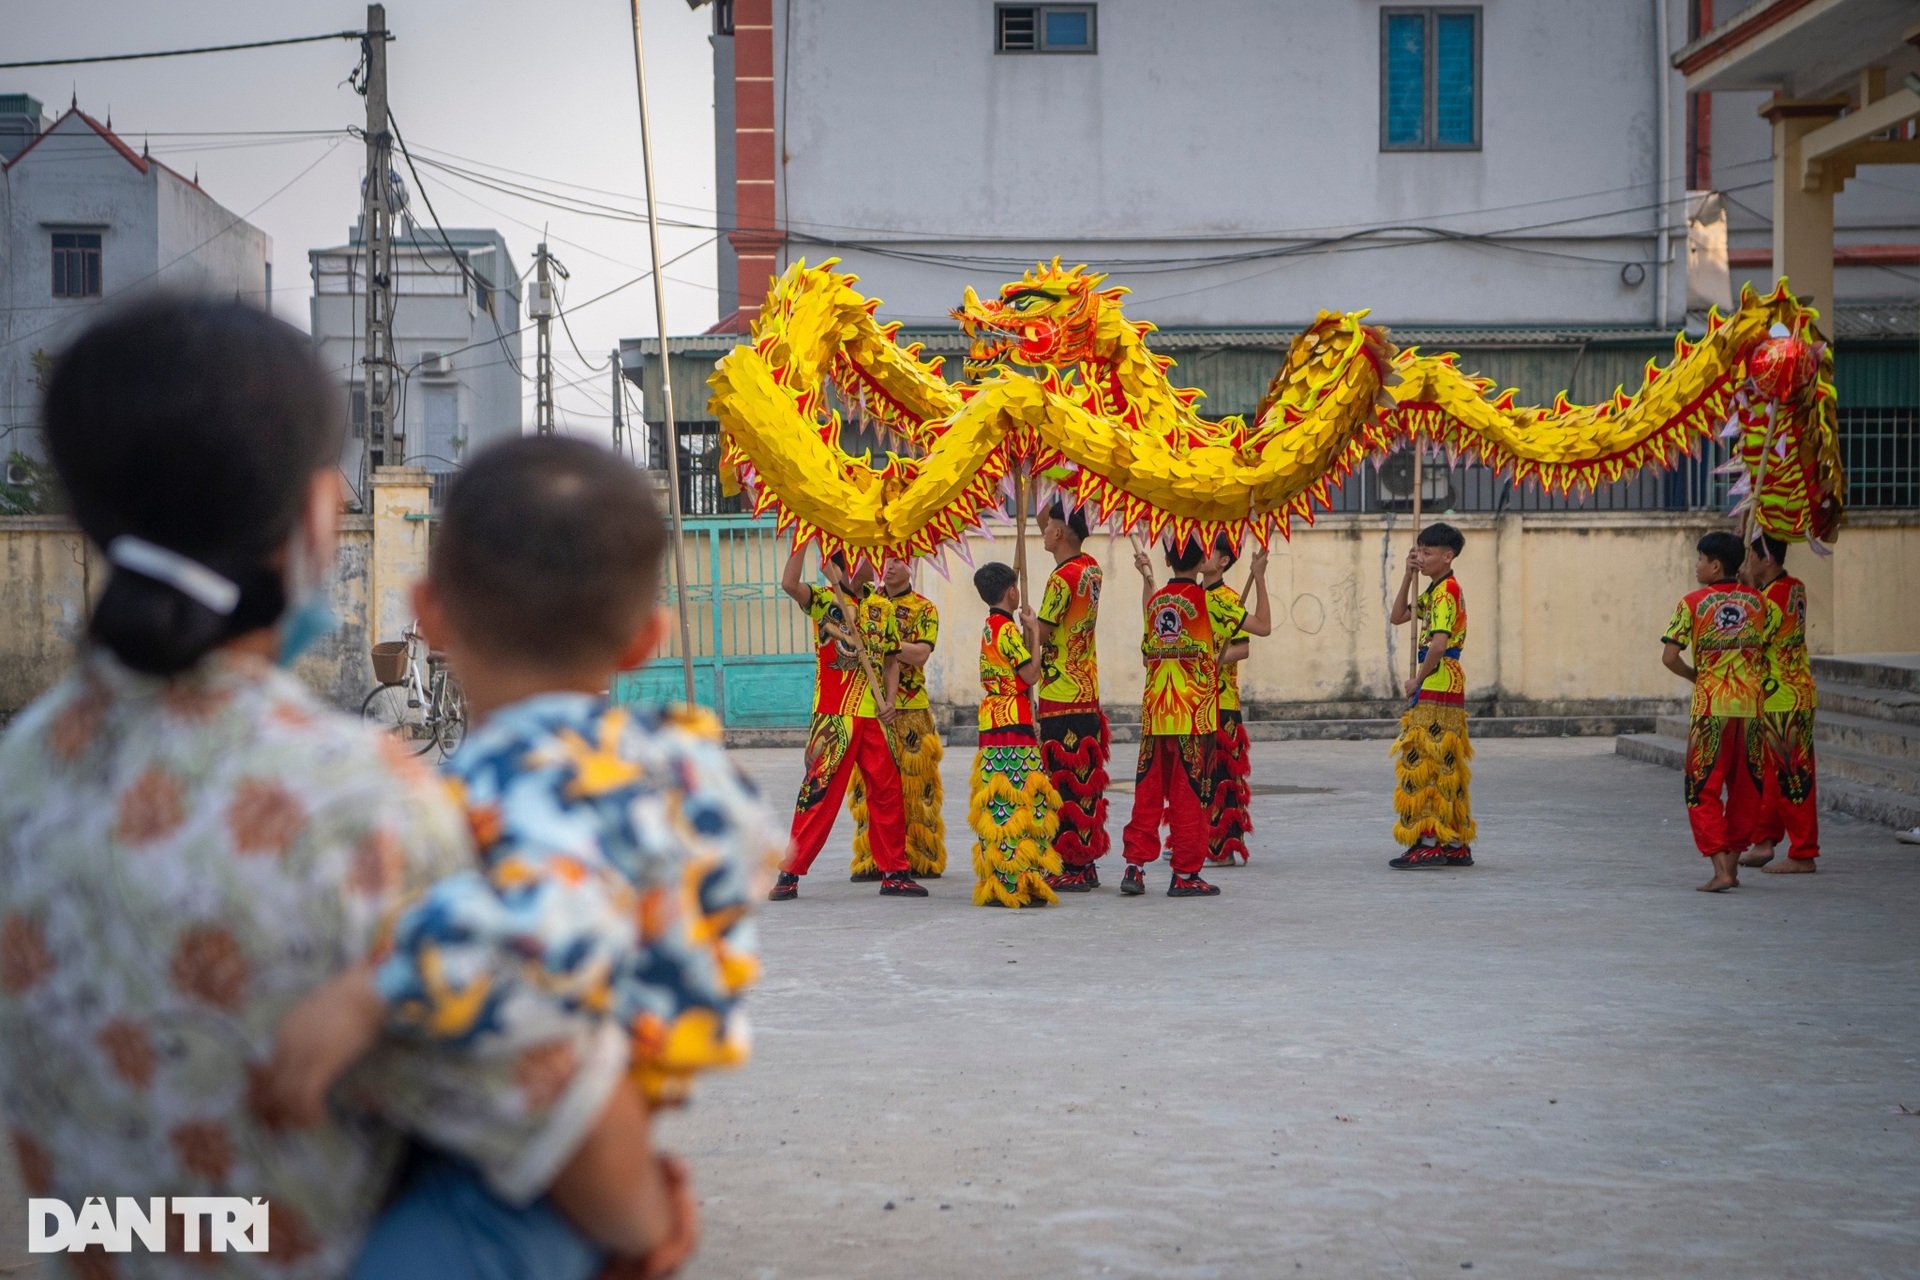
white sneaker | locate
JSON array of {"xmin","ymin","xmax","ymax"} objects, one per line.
[{"xmin": 1898, "ymin": 827, "xmax": 1920, "ymax": 846}]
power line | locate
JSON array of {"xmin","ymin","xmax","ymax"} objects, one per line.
[{"xmin": 0, "ymin": 30, "xmax": 366, "ymax": 70}]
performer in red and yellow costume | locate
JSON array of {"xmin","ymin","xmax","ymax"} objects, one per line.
[
  {"xmin": 850, "ymin": 556, "xmax": 947, "ymax": 880},
  {"xmin": 1740, "ymin": 534, "xmax": 1820, "ymax": 873},
  {"xmin": 1034, "ymin": 499, "xmax": 1108, "ymax": 891},
  {"xmin": 769, "ymin": 548, "xmax": 927, "ymax": 900},
  {"xmin": 969, "ymin": 561, "xmax": 1062, "ymax": 908},
  {"xmin": 1389, "ymin": 523, "xmax": 1476, "ymax": 869},
  {"xmin": 1201, "ymin": 535, "xmax": 1272, "ymax": 867}
]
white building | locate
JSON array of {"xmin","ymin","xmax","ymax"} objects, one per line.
[
  {"xmin": 309, "ymin": 222, "xmax": 522, "ymax": 506},
  {"xmin": 0, "ymin": 95, "xmax": 272, "ymax": 465}
]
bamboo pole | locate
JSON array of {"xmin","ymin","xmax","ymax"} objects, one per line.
[
  {"xmin": 626, "ymin": 0, "xmax": 697, "ymax": 705},
  {"xmin": 1408, "ymin": 442, "xmax": 1424, "ymax": 682}
]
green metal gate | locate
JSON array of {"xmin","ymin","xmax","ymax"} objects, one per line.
[{"xmin": 611, "ymin": 517, "xmax": 815, "ymax": 727}]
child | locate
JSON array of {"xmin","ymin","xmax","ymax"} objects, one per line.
[
  {"xmin": 1122, "ymin": 535, "xmax": 1264, "ymax": 897},
  {"xmin": 1034, "ymin": 499, "xmax": 1109, "ymax": 891},
  {"xmin": 849, "ymin": 556, "xmax": 946, "ymax": 881},
  {"xmin": 771, "ymin": 548, "xmax": 925, "ymax": 900},
  {"xmin": 1202, "ymin": 533, "xmax": 1273, "ymax": 867},
  {"xmin": 1661, "ymin": 530, "xmax": 1779, "ymax": 892},
  {"xmin": 1387, "ymin": 522, "xmax": 1475, "ymax": 869},
  {"xmin": 969, "ymin": 561, "xmax": 1063, "ymax": 908},
  {"xmin": 1740, "ymin": 535, "xmax": 1820, "ymax": 874},
  {"xmin": 262, "ymin": 438, "xmax": 782, "ymax": 1277}
]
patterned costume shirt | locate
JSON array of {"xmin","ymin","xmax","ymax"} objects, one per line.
[
  {"xmin": 979, "ymin": 609, "xmax": 1036, "ymax": 731},
  {"xmin": 1141, "ymin": 578, "xmax": 1231, "ymax": 736},
  {"xmin": 374, "ymin": 694, "xmax": 778, "ymax": 1108},
  {"xmin": 1037, "ymin": 553, "xmax": 1102, "ymax": 709},
  {"xmin": 0, "ymin": 653, "xmax": 625, "ymax": 1274},
  {"xmin": 807, "ymin": 584, "xmax": 899, "ymax": 718},
  {"xmin": 884, "ymin": 587, "xmax": 940, "ymax": 712},
  {"xmin": 1758, "ymin": 575, "xmax": 1816, "ymax": 714},
  {"xmin": 1663, "ymin": 582, "xmax": 1777, "ymax": 718},
  {"xmin": 1207, "ymin": 581, "xmax": 1253, "ymax": 713},
  {"xmin": 1415, "ymin": 574, "xmax": 1468, "ymax": 705}
]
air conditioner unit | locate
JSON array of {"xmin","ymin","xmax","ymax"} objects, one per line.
[
  {"xmin": 4, "ymin": 461, "xmax": 30, "ymax": 487},
  {"xmin": 526, "ymin": 279, "xmax": 556, "ymax": 319},
  {"xmin": 1378, "ymin": 449, "xmax": 1454, "ymax": 513},
  {"xmin": 419, "ymin": 351, "xmax": 449, "ymax": 376}
]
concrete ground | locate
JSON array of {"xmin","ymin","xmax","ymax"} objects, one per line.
[
  {"xmin": 659, "ymin": 739, "xmax": 1920, "ymax": 1280},
  {"xmin": 3, "ymin": 738, "xmax": 1915, "ymax": 1277}
]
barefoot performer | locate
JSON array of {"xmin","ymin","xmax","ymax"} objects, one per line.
[
  {"xmin": 771, "ymin": 548, "xmax": 926, "ymax": 900},
  {"xmin": 1660, "ymin": 531, "xmax": 1778, "ymax": 893},
  {"xmin": 850, "ymin": 556, "xmax": 947, "ymax": 881},
  {"xmin": 1034, "ymin": 499, "xmax": 1109, "ymax": 891}
]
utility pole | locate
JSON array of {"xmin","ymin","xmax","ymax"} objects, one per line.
[
  {"xmin": 610, "ymin": 348, "xmax": 625, "ymax": 459},
  {"xmin": 530, "ymin": 242, "xmax": 556, "ymax": 436},
  {"xmin": 358, "ymin": 4, "xmax": 400, "ymax": 485}
]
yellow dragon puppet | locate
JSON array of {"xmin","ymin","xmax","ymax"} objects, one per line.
[{"xmin": 707, "ymin": 258, "xmax": 1843, "ymax": 563}]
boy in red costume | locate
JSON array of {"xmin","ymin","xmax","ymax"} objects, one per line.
[
  {"xmin": 1739, "ymin": 534, "xmax": 1820, "ymax": 874},
  {"xmin": 1201, "ymin": 533, "xmax": 1273, "ymax": 867},
  {"xmin": 1034, "ymin": 499, "xmax": 1108, "ymax": 891}
]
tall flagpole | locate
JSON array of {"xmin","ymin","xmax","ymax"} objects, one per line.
[{"xmin": 628, "ymin": 0, "xmax": 698, "ymax": 705}]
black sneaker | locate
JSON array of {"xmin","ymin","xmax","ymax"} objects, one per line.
[
  {"xmin": 1119, "ymin": 865, "xmax": 1147, "ymax": 896},
  {"xmin": 1388, "ymin": 845, "xmax": 1450, "ymax": 870},
  {"xmin": 848, "ymin": 868, "xmax": 883, "ymax": 883},
  {"xmin": 769, "ymin": 872, "xmax": 800, "ymax": 901},
  {"xmin": 1046, "ymin": 868, "xmax": 1095, "ymax": 893},
  {"xmin": 878, "ymin": 873, "xmax": 929, "ymax": 898},
  {"xmin": 1083, "ymin": 862, "xmax": 1101, "ymax": 889},
  {"xmin": 1167, "ymin": 873, "xmax": 1221, "ymax": 897},
  {"xmin": 1443, "ymin": 844, "xmax": 1474, "ymax": 867}
]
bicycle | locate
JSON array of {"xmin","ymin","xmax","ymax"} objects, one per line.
[{"xmin": 362, "ymin": 622, "xmax": 467, "ymax": 758}]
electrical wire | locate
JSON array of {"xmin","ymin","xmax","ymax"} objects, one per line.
[{"xmin": 0, "ymin": 30, "xmax": 366, "ymax": 70}]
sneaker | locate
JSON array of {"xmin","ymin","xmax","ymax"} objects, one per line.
[
  {"xmin": 1083, "ymin": 862, "xmax": 1100, "ymax": 889},
  {"xmin": 1046, "ymin": 868, "xmax": 1095, "ymax": 893},
  {"xmin": 1389, "ymin": 845, "xmax": 1450, "ymax": 870},
  {"xmin": 878, "ymin": 873, "xmax": 929, "ymax": 898},
  {"xmin": 1119, "ymin": 865, "xmax": 1147, "ymax": 896},
  {"xmin": 769, "ymin": 872, "xmax": 800, "ymax": 901},
  {"xmin": 1443, "ymin": 844, "xmax": 1474, "ymax": 867},
  {"xmin": 1897, "ymin": 826, "xmax": 1920, "ymax": 846},
  {"xmin": 848, "ymin": 868, "xmax": 883, "ymax": 882},
  {"xmin": 1167, "ymin": 873, "xmax": 1221, "ymax": 897}
]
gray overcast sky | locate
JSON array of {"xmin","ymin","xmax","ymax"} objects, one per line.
[{"xmin": 6, "ymin": 0, "xmax": 719, "ymax": 437}]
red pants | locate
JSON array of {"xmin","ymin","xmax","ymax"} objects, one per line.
[
  {"xmin": 1122, "ymin": 735, "xmax": 1212, "ymax": 875},
  {"xmin": 1752, "ymin": 709, "xmax": 1820, "ymax": 860},
  {"xmin": 1683, "ymin": 716, "xmax": 1761, "ymax": 858},
  {"xmin": 787, "ymin": 716, "xmax": 906, "ymax": 875}
]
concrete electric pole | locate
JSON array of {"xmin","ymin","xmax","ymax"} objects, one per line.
[
  {"xmin": 529, "ymin": 243, "xmax": 556, "ymax": 436},
  {"xmin": 358, "ymin": 4, "xmax": 401, "ymax": 484},
  {"xmin": 610, "ymin": 348, "xmax": 625, "ymax": 459}
]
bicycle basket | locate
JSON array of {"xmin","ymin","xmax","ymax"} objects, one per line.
[{"xmin": 370, "ymin": 641, "xmax": 409, "ymax": 684}]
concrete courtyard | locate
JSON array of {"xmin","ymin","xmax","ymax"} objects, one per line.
[{"xmin": 660, "ymin": 738, "xmax": 1920, "ymax": 1280}]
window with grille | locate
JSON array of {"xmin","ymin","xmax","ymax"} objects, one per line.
[
  {"xmin": 349, "ymin": 386, "xmax": 368, "ymax": 440},
  {"xmin": 50, "ymin": 231, "xmax": 102, "ymax": 298},
  {"xmin": 997, "ymin": 4, "xmax": 1096, "ymax": 54},
  {"xmin": 1381, "ymin": 8, "xmax": 1480, "ymax": 151}
]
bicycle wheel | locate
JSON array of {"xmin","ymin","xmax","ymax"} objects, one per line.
[{"xmin": 361, "ymin": 683, "xmax": 436, "ymax": 756}]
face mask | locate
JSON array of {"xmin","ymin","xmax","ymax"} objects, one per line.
[{"xmin": 276, "ymin": 504, "xmax": 339, "ymax": 668}]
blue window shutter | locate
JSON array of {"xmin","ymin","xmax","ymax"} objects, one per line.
[
  {"xmin": 1043, "ymin": 9, "xmax": 1090, "ymax": 50},
  {"xmin": 1385, "ymin": 13, "xmax": 1427, "ymax": 147},
  {"xmin": 1434, "ymin": 12, "xmax": 1477, "ymax": 146}
]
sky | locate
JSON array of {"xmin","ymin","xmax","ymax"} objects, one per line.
[{"xmin": 5, "ymin": 0, "xmax": 721, "ymax": 438}]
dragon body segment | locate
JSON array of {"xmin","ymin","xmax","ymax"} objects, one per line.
[{"xmin": 707, "ymin": 259, "xmax": 1842, "ymax": 565}]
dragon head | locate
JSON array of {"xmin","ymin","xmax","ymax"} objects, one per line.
[{"xmin": 953, "ymin": 259, "xmax": 1122, "ymax": 377}]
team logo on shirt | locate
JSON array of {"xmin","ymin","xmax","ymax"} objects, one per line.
[
  {"xmin": 1152, "ymin": 605, "xmax": 1185, "ymax": 642},
  {"xmin": 1712, "ymin": 602, "xmax": 1747, "ymax": 632}
]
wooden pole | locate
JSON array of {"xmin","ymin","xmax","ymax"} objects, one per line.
[
  {"xmin": 1014, "ymin": 465, "xmax": 1031, "ymax": 605},
  {"xmin": 1408, "ymin": 441, "xmax": 1424, "ymax": 681},
  {"xmin": 827, "ymin": 571, "xmax": 899, "ymax": 757},
  {"xmin": 627, "ymin": 0, "xmax": 697, "ymax": 705}
]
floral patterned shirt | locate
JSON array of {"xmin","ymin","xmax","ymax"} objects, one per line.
[
  {"xmin": 0, "ymin": 653, "xmax": 627, "ymax": 1277},
  {"xmin": 375, "ymin": 694, "xmax": 775, "ymax": 1107}
]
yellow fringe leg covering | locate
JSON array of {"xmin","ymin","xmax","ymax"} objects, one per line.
[
  {"xmin": 894, "ymin": 708, "xmax": 948, "ymax": 877},
  {"xmin": 969, "ymin": 738, "xmax": 1063, "ymax": 908},
  {"xmin": 847, "ymin": 767, "xmax": 877, "ymax": 879},
  {"xmin": 1390, "ymin": 703, "xmax": 1477, "ymax": 847}
]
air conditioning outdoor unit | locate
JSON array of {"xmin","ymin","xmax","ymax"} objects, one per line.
[
  {"xmin": 4, "ymin": 461, "xmax": 30, "ymax": 487},
  {"xmin": 1377, "ymin": 448, "xmax": 1455, "ymax": 514},
  {"xmin": 419, "ymin": 351, "xmax": 449, "ymax": 376}
]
